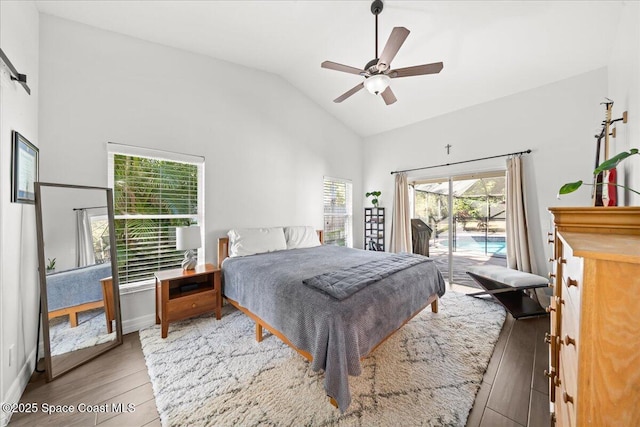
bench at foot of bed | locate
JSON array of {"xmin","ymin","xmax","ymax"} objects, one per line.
[{"xmin": 466, "ymin": 265, "xmax": 549, "ymax": 319}]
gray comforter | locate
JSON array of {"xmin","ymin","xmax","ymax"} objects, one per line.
[{"xmin": 222, "ymin": 245, "xmax": 446, "ymax": 412}]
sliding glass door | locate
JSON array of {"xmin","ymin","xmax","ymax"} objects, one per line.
[{"xmin": 413, "ymin": 171, "xmax": 507, "ymax": 288}]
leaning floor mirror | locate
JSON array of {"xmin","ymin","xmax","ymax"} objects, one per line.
[{"xmin": 35, "ymin": 182, "xmax": 123, "ymax": 381}]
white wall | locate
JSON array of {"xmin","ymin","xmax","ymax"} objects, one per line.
[
  {"xmin": 38, "ymin": 15, "xmax": 363, "ymax": 333},
  {"xmin": 608, "ymin": 1, "xmax": 640, "ymax": 206},
  {"xmin": 0, "ymin": 2, "xmax": 40, "ymax": 425},
  {"xmin": 364, "ymin": 68, "xmax": 608, "ymax": 277}
]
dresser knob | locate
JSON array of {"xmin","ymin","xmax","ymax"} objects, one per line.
[
  {"xmin": 560, "ymin": 258, "xmax": 567, "ymax": 264},
  {"xmin": 192, "ymin": 303, "xmax": 197, "ymax": 308},
  {"xmin": 549, "ymin": 272, "xmax": 556, "ymax": 278},
  {"xmin": 564, "ymin": 335, "xmax": 576, "ymax": 346},
  {"xmin": 554, "ymin": 377, "xmax": 561, "ymax": 387},
  {"xmin": 546, "ymin": 305, "xmax": 556, "ymax": 313},
  {"xmin": 544, "ymin": 369, "xmax": 555, "ymax": 378},
  {"xmin": 544, "ymin": 333, "xmax": 551, "ymax": 344},
  {"xmin": 548, "ymin": 258, "xmax": 555, "ymax": 263},
  {"xmin": 548, "ymin": 232, "xmax": 553, "ymax": 237},
  {"xmin": 568, "ymin": 278, "xmax": 578, "ymax": 288},
  {"xmin": 563, "ymin": 391, "xmax": 574, "ymax": 404},
  {"xmin": 548, "ymin": 238, "xmax": 554, "ymax": 244},
  {"xmin": 556, "ymin": 296, "xmax": 565, "ymax": 305}
]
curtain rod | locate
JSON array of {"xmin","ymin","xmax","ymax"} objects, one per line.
[
  {"xmin": 390, "ymin": 149, "xmax": 532, "ymax": 175},
  {"xmin": 0, "ymin": 48, "xmax": 31, "ymax": 95},
  {"xmin": 73, "ymin": 206, "xmax": 107, "ymax": 211}
]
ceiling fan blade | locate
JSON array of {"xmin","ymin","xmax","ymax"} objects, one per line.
[
  {"xmin": 389, "ymin": 62, "xmax": 444, "ymax": 78},
  {"xmin": 381, "ymin": 87, "xmax": 397, "ymax": 105},
  {"xmin": 334, "ymin": 82, "xmax": 365, "ymax": 103},
  {"xmin": 321, "ymin": 61, "xmax": 364, "ymax": 75},
  {"xmin": 377, "ymin": 27, "xmax": 410, "ymax": 72}
]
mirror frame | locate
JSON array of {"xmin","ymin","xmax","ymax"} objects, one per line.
[{"xmin": 35, "ymin": 182, "xmax": 123, "ymax": 381}]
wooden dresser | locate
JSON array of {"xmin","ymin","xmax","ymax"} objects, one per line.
[{"xmin": 547, "ymin": 207, "xmax": 640, "ymax": 427}]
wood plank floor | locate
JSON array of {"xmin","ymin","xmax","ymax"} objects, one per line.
[
  {"xmin": 9, "ymin": 333, "xmax": 160, "ymax": 427},
  {"xmin": 10, "ymin": 310, "xmax": 550, "ymax": 426},
  {"xmin": 466, "ymin": 314, "xmax": 551, "ymax": 427}
]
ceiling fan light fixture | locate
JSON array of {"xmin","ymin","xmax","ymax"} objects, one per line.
[
  {"xmin": 364, "ymin": 74, "xmax": 391, "ymax": 95},
  {"xmin": 321, "ymin": 0, "xmax": 443, "ymax": 104}
]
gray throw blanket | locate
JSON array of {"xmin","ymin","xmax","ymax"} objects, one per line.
[{"xmin": 303, "ymin": 253, "xmax": 430, "ymax": 300}]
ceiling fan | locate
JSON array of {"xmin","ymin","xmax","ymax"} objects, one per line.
[{"xmin": 321, "ymin": 0, "xmax": 443, "ymax": 105}]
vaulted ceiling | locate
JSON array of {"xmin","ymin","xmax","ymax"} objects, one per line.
[{"xmin": 35, "ymin": 1, "xmax": 625, "ymax": 137}]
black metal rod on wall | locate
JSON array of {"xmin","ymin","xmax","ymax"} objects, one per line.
[
  {"xmin": 0, "ymin": 48, "xmax": 31, "ymax": 95},
  {"xmin": 390, "ymin": 149, "xmax": 532, "ymax": 175}
]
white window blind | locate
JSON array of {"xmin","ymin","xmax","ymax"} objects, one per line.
[
  {"xmin": 108, "ymin": 144, "xmax": 204, "ymax": 286},
  {"xmin": 323, "ymin": 177, "xmax": 353, "ymax": 247}
]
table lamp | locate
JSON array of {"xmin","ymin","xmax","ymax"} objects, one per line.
[{"xmin": 176, "ymin": 225, "xmax": 201, "ymax": 270}]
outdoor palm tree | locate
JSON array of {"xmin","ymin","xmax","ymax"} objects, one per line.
[{"xmin": 113, "ymin": 155, "xmax": 198, "ymax": 284}]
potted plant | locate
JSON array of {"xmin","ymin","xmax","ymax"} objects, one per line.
[
  {"xmin": 46, "ymin": 258, "xmax": 56, "ymax": 274},
  {"xmin": 558, "ymin": 148, "xmax": 639, "ymax": 198},
  {"xmin": 366, "ymin": 191, "xmax": 381, "ymax": 207}
]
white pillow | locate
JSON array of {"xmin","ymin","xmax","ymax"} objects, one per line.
[
  {"xmin": 228, "ymin": 227, "xmax": 287, "ymax": 257},
  {"xmin": 284, "ymin": 226, "xmax": 321, "ymax": 249}
]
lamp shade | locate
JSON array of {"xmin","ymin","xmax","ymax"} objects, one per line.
[
  {"xmin": 176, "ymin": 226, "xmax": 201, "ymax": 251},
  {"xmin": 364, "ymin": 74, "xmax": 391, "ymax": 95}
]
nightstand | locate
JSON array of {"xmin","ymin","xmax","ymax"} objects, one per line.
[{"xmin": 154, "ymin": 263, "xmax": 221, "ymax": 338}]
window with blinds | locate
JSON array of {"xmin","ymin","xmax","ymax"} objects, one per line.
[
  {"xmin": 323, "ymin": 177, "xmax": 353, "ymax": 247},
  {"xmin": 108, "ymin": 146, "xmax": 203, "ymax": 286}
]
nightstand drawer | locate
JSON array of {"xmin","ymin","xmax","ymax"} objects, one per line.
[{"xmin": 168, "ymin": 290, "xmax": 216, "ymax": 320}]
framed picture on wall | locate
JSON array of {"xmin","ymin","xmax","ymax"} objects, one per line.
[{"xmin": 11, "ymin": 131, "xmax": 39, "ymax": 204}]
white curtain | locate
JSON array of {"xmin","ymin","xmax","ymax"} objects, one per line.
[
  {"xmin": 506, "ymin": 156, "xmax": 532, "ymax": 272},
  {"xmin": 76, "ymin": 209, "xmax": 95, "ymax": 267},
  {"xmin": 390, "ymin": 172, "xmax": 413, "ymax": 253}
]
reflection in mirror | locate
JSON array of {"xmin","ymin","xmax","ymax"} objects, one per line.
[{"xmin": 35, "ymin": 183, "xmax": 122, "ymax": 381}]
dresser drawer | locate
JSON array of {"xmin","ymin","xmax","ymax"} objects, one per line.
[
  {"xmin": 549, "ymin": 301, "xmax": 559, "ymax": 371},
  {"xmin": 560, "ymin": 244, "xmax": 583, "ymax": 307},
  {"xmin": 559, "ymin": 334, "xmax": 578, "ymax": 404},
  {"xmin": 558, "ymin": 293, "xmax": 580, "ymax": 343},
  {"xmin": 557, "ymin": 366, "xmax": 577, "ymax": 427}
]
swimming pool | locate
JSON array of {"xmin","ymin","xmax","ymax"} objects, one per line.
[{"xmin": 439, "ymin": 238, "xmax": 507, "ymax": 256}]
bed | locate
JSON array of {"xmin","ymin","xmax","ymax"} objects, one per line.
[
  {"xmin": 46, "ymin": 263, "xmax": 113, "ymax": 331},
  {"xmin": 218, "ymin": 227, "xmax": 446, "ymax": 412}
]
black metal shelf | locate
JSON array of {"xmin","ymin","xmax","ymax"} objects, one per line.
[{"xmin": 364, "ymin": 207, "xmax": 385, "ymax": 251}]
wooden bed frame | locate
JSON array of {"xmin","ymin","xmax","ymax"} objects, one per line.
[
  {"xmin": 217, "ymin": 230, "xmax": 439, "ymax": 407},
  {"xmin": 47, "ymin": 277, "xmax": 115, "ymax": 333}
]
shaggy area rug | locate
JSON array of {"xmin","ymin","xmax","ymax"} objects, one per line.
[
  {"xmin": 140, "ymin": 292, "xmax": 505, "ymax": 426},
  {"xmin": 49, "ymin": 308, "xmax": 115, "ymax": 356}
]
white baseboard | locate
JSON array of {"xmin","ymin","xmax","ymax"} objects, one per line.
[
  {"xmin": 122, "ymin": 313, "xmax": 155, "ymax": 335},
  {"xmin": 1, "ymin": 347, "xmax": 36, "ymax": 427}
]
